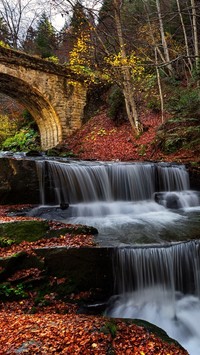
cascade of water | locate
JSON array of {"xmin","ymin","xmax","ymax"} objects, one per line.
[
  {"xmin": 33, "ymin": 159, "xmax": 200, "ymax": 246},
  {"xmin": 33, "ymin": 159, "xmax": 200, "ymax": 353},
  {"xmin": 156, "ymin": 164, "xmax": 190, "ymax": 191},
  {"xmin": 113, "ymin": 241, "xmax": 200, "ymax": 297},
  {"xmin": 35, "ymin": 160, "xmax": 46, "ymax": 205},
  {"xmin": 107, "ymin": 242, "xmax": 200, "ymax": 355},
  {"xmin": 36, "ymin": 160, "xmax": 190, "ymax": 205}
]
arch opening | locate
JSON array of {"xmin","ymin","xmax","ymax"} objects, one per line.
[{"xmin": 0, "ymin": 73, "xmax": 63, "ymax": 150}]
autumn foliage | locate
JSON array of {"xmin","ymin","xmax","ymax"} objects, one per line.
[
  {"xmin": 66, "ymin": 110, "xmax": 197, "ymax": 164},
  {"xmin": 0, "ymin": 310, "xmax": 188, "ymax": 354}
]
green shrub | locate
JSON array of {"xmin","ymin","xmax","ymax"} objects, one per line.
[
  {"xmin": 147, "ymin": 98, "xmax": 161, "ymax": 112},
  {"xmin": 167, "ymin": 88, "xmax": 200, "ymax": 118},
  {"xmin": 0, "ymin": 283, "xmax": 27, "ymax": 300},
  {"xmin": 101, "ymin": 321, "xmax": 117, "ymax": 339},
  {"xmin": 0, "ymin": 237, "xmax": 15, "ymax": 247},
  {"xmin": 0, "ymin": 114, "xmax": 18, "ymax": 144},
  {"xmin": 0, "ymin": 40, "xmax": 10, "ymax": 48},
  {"xmin": 2, "ymin": 128, "xmax": 40, "ymax": 151},
  {"xmin": 46, "ymin": 56, "xmax": 59, "ymax": 64}
]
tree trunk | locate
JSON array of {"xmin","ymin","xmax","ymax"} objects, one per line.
[
  {"xmin": 113, "ymin": 0, "xmax": 142, "ymax": 134},
  {"xmin": 142, "ymin": 1, "xmax": 164, "ymax": 123},
  {"xmin": 176, "ymin": 0, "xmax": 193, "ymax": 73},
  {"xmin": 191, "ymin": 0, "xmax": 199, "ymax": 73},
  {"xmin": 155, "ymin": 47, "xmax": 164, "ymax": 123},
  {"xmin": 156, "ymin": 0, "xmax": 173, "ymax": 76}
]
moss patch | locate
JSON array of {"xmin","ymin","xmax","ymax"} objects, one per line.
[{"xmin": 0, "ymin": 220, "xmax": 49, "ymax": 244}]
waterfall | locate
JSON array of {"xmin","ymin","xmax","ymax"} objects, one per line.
[
  {"xmin": 35, "ymin": 160, "xmax": 190, "ymax": 204},
  {"xmin": 33, "ymin": 160, "xmax": 200, "ymax": 246},
  {"xmin": 35, "ymin": 160, "xmax": 46, "ymax": 205},
  {"xmin": 107, "ymin": 242, "xmax": 200, "ymax": 355},
  {"xmin": 112, "ymin": 241, "xmax": 200, "ymax": 297},
  {"xmin": 32, "ymin": 159, "xmax": 200, "ymax": 352}
]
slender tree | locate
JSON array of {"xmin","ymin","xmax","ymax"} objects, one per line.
[
  {"xmin": 155, "ymin": 0, "xmax": 173, "ymax": 76},
  {"xmin": 112, "ymin": 0, "xmax": 142, "ymax": 133},
  {"xmin": 190, "ymin": 0, "xmax": 199, "ymax": 74},
  {"xmin": 175, "ymin": 0, "xmax": 192, "ymax": 73}
]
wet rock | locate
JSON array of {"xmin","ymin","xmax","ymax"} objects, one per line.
[
  {"xmin": 26, "ymin": 150, "xmax": 43, "ymax": 157},
  {"xmin": 0, "ymin": 157, "xmax": 39, "ymax": 204},
  {"xmin": 154, "ymin": 192, "xmax": 181, "ymax": 209},
  {"xmin": 34, "ymin": 247, "xmax": 113, "ymax": 295}
]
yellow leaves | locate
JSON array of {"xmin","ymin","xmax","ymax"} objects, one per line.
[
  {"xmin": 105, "ymin": 51, "xmax": 143, "ymax": 69},
  {"xmin": 0, "ymin": 114, "xmax": 19, "ymax": 144},
  {"xmin": 69, "ymin": 32, "xmax": 93, "ymax": 67},
  {"xmin": 0, "ymin": 40, "xmax": 10, "ymax": 48},
  {"xmin": 68, "ymin": 80, "xmax": 83, "ymax": 88},
  {"xmin": 68, "ymin": 32, "xmax": 101, "ymax": 86},
  {"xmin": 85, "ymin": 127, "xmax": 117, "ymax": 142},
  {"xmin": 104, "ymin": 50, "xmax": 145, "ymax": 84},
  {"xmin": 46, "ymin": 56, "xmax": 59, "ymax": 64},
  {"xmin": 97, "ymin": 128, "xmax": 107, "ymax": 136}
]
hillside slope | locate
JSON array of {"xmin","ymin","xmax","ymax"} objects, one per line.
[{"xmin": 66, "ymin": 110, "xmax": 199, "ymax": 164}]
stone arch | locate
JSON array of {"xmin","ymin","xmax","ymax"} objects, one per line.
[{"xmin": 0, "ymin": 73, "xmax": 63, "ymax": 149}]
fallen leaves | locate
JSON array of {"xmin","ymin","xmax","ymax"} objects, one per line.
[
  {"xmin": 0, "ymin": 233, "xmax": 96, "ymax": 257},
  {"xmin": 66, "ymin": 111, "xmax": 161, "ymax": 161},
  {"xmin": 66, "ymin": 110, "xmax": 199, "ymax": 164},
  {"xmin": 0, "ymin": 312, "xmax": 188, "ymax": 354},
  {"xmin": 0, "ymin": 207, "xmax": 97, "ymax": 257}
]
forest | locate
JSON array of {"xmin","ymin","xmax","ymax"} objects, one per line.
[{"xmin": 0, "ymin": 0, "xmax": 200, "ymax": 164}]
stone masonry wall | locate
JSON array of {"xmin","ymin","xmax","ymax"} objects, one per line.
[{"xmin": 0, "ymin": 47, "xmax": 87, "ymax": 149}]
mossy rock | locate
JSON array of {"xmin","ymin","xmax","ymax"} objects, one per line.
[{"xmin": 0, "ymin": 220, "xmax": 49, "ymax": 244}]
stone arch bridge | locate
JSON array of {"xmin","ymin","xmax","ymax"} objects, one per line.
[{"xmin": 0, "ymin": 46, "xmax": 87, "ymax": 149}]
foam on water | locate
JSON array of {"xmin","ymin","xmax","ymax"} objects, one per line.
[{"xmin": 51, "ymin": 200, "xmax": 184, "ymax": 245}]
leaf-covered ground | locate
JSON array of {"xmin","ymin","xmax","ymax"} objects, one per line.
[
  {"xmin": 66, "ymin": 110, "xmax": 199, "ymax": 164},
  {"xmin": 0, "ymin": 205, "xmax": 97, "ymax": 257},
  {"xmin": 0, "ymin": 310, "xmax": 188, "ymax": 354}
]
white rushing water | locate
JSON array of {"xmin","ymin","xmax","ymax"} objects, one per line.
[
  {"xmin": 36, "ymin": 160, "xmax": 191, "ymax": 204},
  {"xmin": 106, "ymin": 242, "xmax": 200, "ymax": 355},
  {"xmin": 107, "ymin": 288, "xmax": 200, "ymax": 355},
  {"xmin": 33, "ymin": 159, "xmax": 200, "ymax": 353},
  {"xmin": 33, "ymin": 160, "xmax": 200, "ymax": 245}
]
